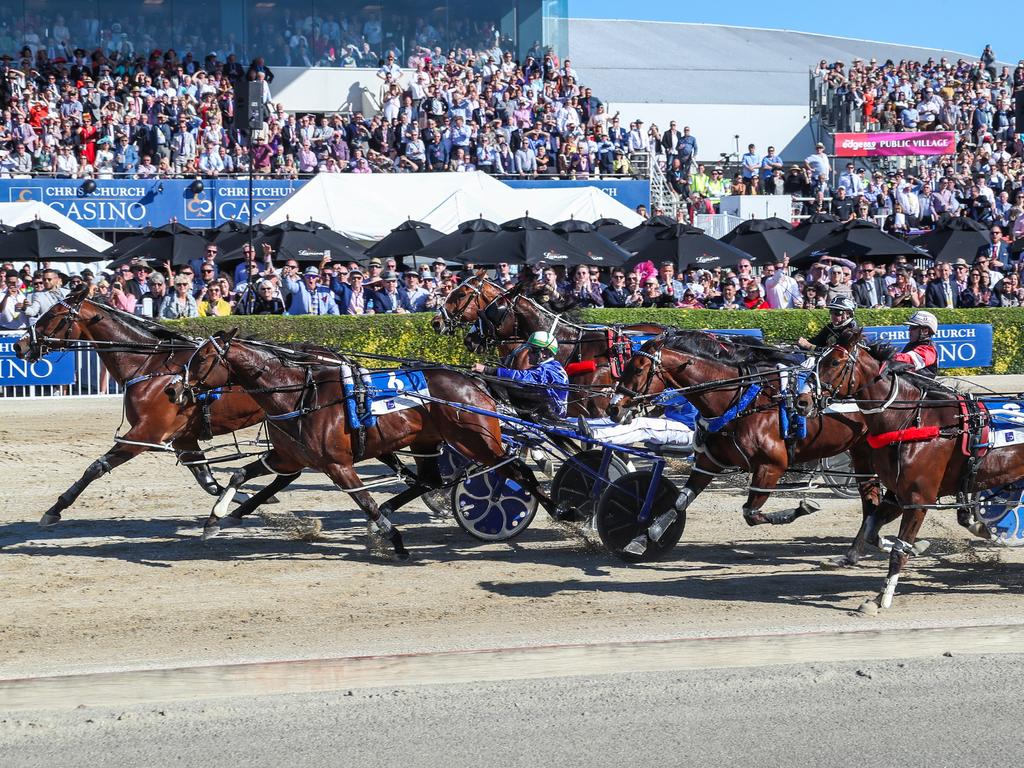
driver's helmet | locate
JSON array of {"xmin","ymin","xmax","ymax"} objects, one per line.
[
  {"xmin": 906, "ymin": 310, "xmax": 938, "ymax": 335},
  {"xmin": 526, "ymin": 330, "xmax": 559, "ymax": 357},
  {"xmin": 826, "ymin": 294, "xmax": 857, "ymax": 327}
]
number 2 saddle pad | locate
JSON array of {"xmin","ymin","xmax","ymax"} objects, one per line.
[
  {"xmin": 367, "ymin": 370, "xmax": 431, "ymax": 415},
  {"xmin": 982, "ymin": 400, "xmax": 1024, "ymax": 448}
]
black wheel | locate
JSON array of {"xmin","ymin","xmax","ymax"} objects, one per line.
[
  {"xmin": 550, "ymin": 449, "xmax": 630, "ymax": 522},
  {"xmin": 820, "ymin": 451, "xmax": 860, "ymax": 499},
  {"xmin": 596, "ymin": 470, "xmax": 683, "ymax": 563}
]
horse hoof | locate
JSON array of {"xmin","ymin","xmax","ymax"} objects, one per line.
[
  {"xmin": 266, "ymin": 495, "xmax": 281, "ymax": 505},
  {"xmin": 858, "ymin": 598, "xmax": 879, "ymax": 616},
  {"xmin": 201, "ymin": 523, "xmax": 221, "ymax": 541},
  {"xmin": 967, "ymin": 522, "xmax": 992, "ymax": 540},
  {"xmin": 821, "ymin": 555, "xmax": 851, "ymax": 570},
  {"xmin": 913, "ymin": 539, "xmax": 931, "ymax": 555},
  {"xmin": 39, "ymin": 512, "xmax": 61, "ymax": 528},
  {"xmin": 230, "ymin": 492, "xmax": 250, "ymax": 506},
  {"xmin": 797, "ymin": 499, "xmax": 821, "ymax": 516}
]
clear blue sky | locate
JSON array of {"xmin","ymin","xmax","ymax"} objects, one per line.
[{"xmin": 568, "ymin": 1, "xmax": 1019, "ymax": 61}]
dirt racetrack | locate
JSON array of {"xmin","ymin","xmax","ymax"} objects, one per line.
[{"xmin": 3, "ymin": 397, "xmax": 1024, "ymax": 679}]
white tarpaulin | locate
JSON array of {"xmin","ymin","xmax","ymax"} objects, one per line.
[{"xmin": 260, "ymin": 172, "xmax": 643, "ymax": 242}]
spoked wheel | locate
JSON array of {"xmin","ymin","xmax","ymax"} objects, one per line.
[
  {"xmin": 550, "ymin": 449, "xmax": 630, "ymax": 523},
  {"xmin": 453, "ymin": 468, "xmax": 538, "ymax": 542},
  {"xmin": 596, "ymin": 470, "xmax": 683, "ymax": 563},
  {"xmin": 422, "ymin": 445, "xmax": 470, "ymax": 518},
  {"xmin": 819, "ymin": 451, "xmax": 860, "ymax": 499}
]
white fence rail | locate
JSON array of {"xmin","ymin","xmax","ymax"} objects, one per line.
[{"xmin": 0, "ymin": 332, "xmax": 122, "ymax": 399}]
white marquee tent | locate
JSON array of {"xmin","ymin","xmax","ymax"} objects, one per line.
[{"xmin": 260, "ymin": 172, "xmax": 643, "ymax": 242}]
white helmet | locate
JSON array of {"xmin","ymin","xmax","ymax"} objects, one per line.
[{"xmin": 906, "ymin": 311, "xmax": 938, "ymax": 335}]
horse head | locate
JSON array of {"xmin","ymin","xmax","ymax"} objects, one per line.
[
  {"xmin": 14, "ymin": 284, "xmax": 92, "ymax": 362},
  {"xmin": 607, "ymin": 337, "xmax": 671, "ymax": 423},
  {"xmin": 794, "ymin": 326, "xmax": 875, "ymax": 417},
  {"xmin": 177, "ymin": 329, "xmax": 239, "ymax": 402},
  {"xmin": 430, "ymin": 269, "xmax": 500, "ymax": 334}
]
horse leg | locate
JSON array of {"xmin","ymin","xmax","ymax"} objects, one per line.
[
  {"xmin": 862, "ymin": 505, "xmax": 929, "ymax": 613},
  {"xmin": 327, "ymin": 462, "xmax": 409, "ymax": 561},
  {"xmin": 39, "ymin": 442, "xmax": 146, "ymax": 527},
  {"xmin": 375, "ymin": 453, "xmax": 446, "ymax": 517},
  {"xmin": 203, "ymin": 457, "xmax": 276, "ymax": 538},
  {"xmin": 742, "ymin": 464, "xmax": 820, "ymax": 525},
  {"xmin": 172, "ymin": 437, "xmax": 225, "ymax": 497}
]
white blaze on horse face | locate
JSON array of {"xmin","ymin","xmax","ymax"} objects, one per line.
[{"xmin": 609, "ymin": 393, "xmax": 624, "ymax": 407}]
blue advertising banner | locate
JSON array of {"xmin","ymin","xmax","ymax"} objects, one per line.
[
  {"xmin": 0, "ymin": 333, "xmax": 75, "ymax": 385},
  {"xmin": 861, "ymin": 324, "xmax": 992, "ymax": 368},
  {"xmin": 0, "ymin": 179, "xmax": 305, "ymax": 230},
  {"xmin": 502, "ymin": 179, "xmax": 650, "ymax": 212}
]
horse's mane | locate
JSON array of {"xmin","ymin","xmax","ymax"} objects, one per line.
[
  {"xmin": 89, "ymin": 296, "xmax": 195, "ymax": 344},
  {"xmin": 664, "ymin": 329, "xmax": 800, "ymax": 367}
]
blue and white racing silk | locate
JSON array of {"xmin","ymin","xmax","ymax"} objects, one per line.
[{"xmin": 495, "ymin": 357, "xmax": 569, "ymax": 418}]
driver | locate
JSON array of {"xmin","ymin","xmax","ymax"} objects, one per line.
[
  {"xmin": 885, "ymin": 311, "xmax": 939, "ymax": 377},
  {"xmin": 797, "ymin": 295, "xmax": 858, "ymax": 351},
  {"xmin": 472, "ymin": 331, "xmax": 569, "ymax": 419}
]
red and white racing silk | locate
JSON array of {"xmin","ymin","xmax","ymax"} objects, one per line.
[{"xmin": 892, "ymin": 341, "xmax": 938, "ymax": 371}]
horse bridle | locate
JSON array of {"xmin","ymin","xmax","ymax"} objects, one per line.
[
  {"xmin": 27, "ymin": 294, "xmax": 87, "ymax": 358},
  {"xmin": 810, "ymin": 342, "xmax": 863, "ymax": 406},
  {"xmin": 612, "ymin": 348, "xmax": 672, "ymax": 410}
]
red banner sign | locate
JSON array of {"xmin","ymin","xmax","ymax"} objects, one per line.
[{"xmin": 834, "ymin": 131, "xmax": 957, "ymax": 157}]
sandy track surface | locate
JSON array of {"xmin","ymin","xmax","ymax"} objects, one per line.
[{"xmin": 3, "ymin": 398, "xmax": 1023, "ymax": 679}]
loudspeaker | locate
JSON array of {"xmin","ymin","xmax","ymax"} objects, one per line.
[
  {"xmin": 1015, "ymin": 90, "xmax": 1024, "ymax": 129},
  {"xmin": 247, "ymin": 81, "xmax": 265, "ymax": 132}
]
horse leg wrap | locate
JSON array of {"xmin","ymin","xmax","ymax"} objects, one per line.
[
  {"xmin": 674, "ymin": 487, "xmax": 696, "ymax": 514},
  {"xmin": 45, "ymin": 456, "xmax": 114, "ymax": 525},
  {"xmin": 371, "ymin": 514, "xmax": 394, "ymax": 536},
  {"xmin": 746, "ymin": 500, "xmax": 820, "ymax": 526},
  {"xmin": 890, "ymin": 537, "xmax": 930, "ymax": 557},
  {"xmin": 623, "ymin": 535, "xmax": 648, "ymax": 556},
  {"xmin": 211, "ymin": 469, "xmax": 246, "ymax": 519},
  {"xmin": 647, "ymin": 509, "xmax": 677, "ymax": 544},
  {"xmin": 880, "ymin": 574, "xmax": 901, "ymax": 610}
]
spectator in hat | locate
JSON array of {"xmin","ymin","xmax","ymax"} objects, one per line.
[
  {"xmin": 805, "ymin": 142, "xmax": 830, "ymax": 181},
  {"xmin": 400, "ymin": 271, "xmax": 430, "ymax": 312},
  {"xmin": 285, "ymin": 266, "xmax": 339, "ymax": 315},
  {"xmin": 373, "ymin": 271, "xmax": 406, "ymax": 313},
  {"xmin": 124, "ymin": 260, "xmax": 151, "ymax": 302},
  {"xmin": 345, "ymin": 269, "xmax": 375, "ymax": 315},
  {"xmin": 244, "ymin": 279, "xmax": 286, "ymax": 315}
]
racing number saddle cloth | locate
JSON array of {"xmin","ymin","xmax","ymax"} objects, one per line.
[{"xmin": 341, "ymin": 366, "xmax": 431, "ymax": 429}]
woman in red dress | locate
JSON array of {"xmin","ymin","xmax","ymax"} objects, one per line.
[{"xmin": 78, "ymin": 113, "xmax": 98, "ymax": 166}]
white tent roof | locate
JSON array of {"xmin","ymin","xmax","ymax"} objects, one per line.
[
  {"xmin": 260, "ymin": 172, "xmax": 643, "ymax": 242},
  {"xmin": 0, "ymin": 200, "xmax": 112, "ymax": 273}
]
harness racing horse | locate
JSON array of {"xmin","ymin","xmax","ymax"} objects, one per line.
[
  {"xmin": 180, "ymin": 330, "xmax": 552, "ymax": 557},
  {"xmin": 795, "ymin": 327, "xmax": 1024, "ymax": 611},
  {"xmin": 606, "ymin": 331, "xmax": 885, "ymax": 560},
  {"xmin": 431, "ymin": 271, "xmax": 664, "ymax": 416},
  {"xmin": 13, "ymin": 288, "xmax": 265, "ymax": 527}
]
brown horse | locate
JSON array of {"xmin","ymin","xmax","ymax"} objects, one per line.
[
  {"xmin": 179, "ymin": 330, "xmax": 551, "ymax": 557},
  {"xmin": 430, "ymin": 271, "xmax": 665, "ymax": 416},
  {"xmin": 13, "ymin": 288, "xmax": 265, "ymax": 527},
  {"xmin": 795, "ymin": 327, "xmax": 1024, "ymax": 611},
  {"xmin": 606, "ymin": 331, "xmax": 885, "ymax": 560}
]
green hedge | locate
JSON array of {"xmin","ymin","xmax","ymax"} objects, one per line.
[{"xmin": 168, "ymin": 307, "xmax": 1024, "ymax": 374}]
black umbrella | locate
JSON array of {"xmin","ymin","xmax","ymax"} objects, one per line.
[
  {"xmin": 720, "ymin": 218, "xmax": 808, "ymax": 266},
  {"xmin": 1, "ymin": 219, "xmax": 107, "ymax": 263},
  {"xmin": 627, "ymin": 223, "xmax": 753, "ymax": 271},
  {"xmin": 552, "ymin": 219, "xmax": 632, "ymax": 266},
  {"xmin": 592, "ymin": 217, "xmax": 630, "ymax": 239},
  {"xmin": 791, "ymin": 219, "xmax": 926, "ymax": 267},
  {"xmin": 412, "ymin": 217, "xmax": 502, "ymax": 262},
  {"xmin": 613, "ymin": 215, "xmax": 677, "ymax": 253},
  {"xmin": 218, "ymin": 220, "xmax": 366, "ymax": 266},
  {"xmin": 364, "ymin": 219, "xmax": 445, "ymax": 261},
  {"xmin": 791, "ymin": 213, "xmax": 841, "ymax": 244},
  {"xmin": 107, "ymin": 221, "xmax": 209, "ymax": 268},
  {"xmin": 457, "ymin": 216, "xmax": 591, "ymax": 266},
  {"xmin": 910, "ymin": 216, "xmax": 991, "ymax": 263}
]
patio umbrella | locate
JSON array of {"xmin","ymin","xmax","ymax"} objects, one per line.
[
  {"xmin": 791, "ymin": 212, "xmax": 841, "ymax": 244},
  {"xmin": 218, "ymin": 220, "xmax": 366, "ymax": 266},
  {"xmin": 106, "ymin": 222, "xmax": 209, "ymax": 268},
  {"xmin": 720, "ymin": 218, "xmax": 808, "ymax": 266},
  {"xmin": 791, "ymin": 219, "xmax": 927, "ymax": 268},
  {"xmin": 910, "ymin": 216, "xmax": 991, "ymax": 263},
  {"xmin": 626, "ymin": 223, "xmax": 753, "ymax": 271},
  {"xmin": 364, "ymin": 219, "xmax": 445, "ymax": 262},
  {"xmin": 552, "ymin": 218, "xmax": 632, "ymax": 266},
  {"xmin": 592, "ymin": 217, "xmax": 630, "ymax": 239},
  {"xmin": 411, "ymin": 217, "xmax": 501, "ymax": 263},
  {"xmin": 457, "ymin": 215, "xmax": 591, "ymax": 266},
  {"xmin": 2, "ymin": 219, "xmax": 107, "ymax": 263},
  {"xmin": 614, "ymin": 215, "xmax": 677, "ymax": 253}
]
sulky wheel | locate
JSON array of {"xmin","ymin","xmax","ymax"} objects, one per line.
[
  {"xmin": 452, "ymin": 468, "xmax": 538, "ymax": 542},
  {"xmin": 422, "ymin": 444, "xmax": 471, "ymax": 518},
  {"xmin": 596, "ymin": 470, "xmax": 683, "ymax": 563},
  {"xmin": 550, "ymin": 449, "xmax": 630, "ymax": 523},
  {"xmin": 819, "ymin": 451, "xmax": 860, "ymax": 499}
]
